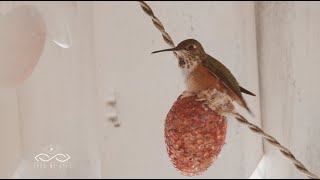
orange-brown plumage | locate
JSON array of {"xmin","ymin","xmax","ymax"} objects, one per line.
[{"xmin": 185, "ymin": 63, "xmax": 244, "ymax": 111}]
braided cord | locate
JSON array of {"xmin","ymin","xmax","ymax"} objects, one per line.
[{"xmin": 234, "ymin": 113, "xmax": 319, "ymax": 179}]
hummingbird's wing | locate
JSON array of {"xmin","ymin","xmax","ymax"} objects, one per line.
[{"xmin": 202, "ymin": 55, "xmax": 253, "ymax": 113}]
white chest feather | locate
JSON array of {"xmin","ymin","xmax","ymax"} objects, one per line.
[{"xmin": 181, "ymin": 64, "xmax": 198, "ymax": 79}]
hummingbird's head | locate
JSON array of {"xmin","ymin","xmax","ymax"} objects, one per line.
[{"xmin": 152, "ymin": 39, "xmax": 207, "ymax": 69}]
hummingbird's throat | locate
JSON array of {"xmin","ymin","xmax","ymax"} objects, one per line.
[
  {"xmin": 178, "ymin": 58, "xmax": 186, "ymax": 67},
  {"xmin": 177, "ymin": 54, "xmax": 201, "ymax": 70}
]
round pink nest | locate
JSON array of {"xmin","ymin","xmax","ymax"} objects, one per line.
[{"xmin": 165, "ymin": 94, "xmax": 227, "ymax": 176}]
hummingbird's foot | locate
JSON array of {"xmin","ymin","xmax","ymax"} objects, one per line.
[
  {"xmin": 196, "ymin": 89, "xmax": 218, "ymax": 101},
  {"xmin": 195, "ymin": 89, "xmax": 215, "ymax": 102},
  {"xmin": 197, "ymin": 88, "xmax": 234, "ymax": 116},
  {"xmin": 180, "ymin": 91, "xmax": 197, "ymax": 99}
]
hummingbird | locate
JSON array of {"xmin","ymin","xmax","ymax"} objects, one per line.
[{"xmin": 152, "ymin": 39, "xmax": 255, "ymax": 115}]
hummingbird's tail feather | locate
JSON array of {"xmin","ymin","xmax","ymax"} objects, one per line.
[
  {"xmin": 241, "ymin": 99, "xmax": 255, "ymax": 117},
  {"xmin": 245, "ymin": 106, "xmax": 255, "ymax": 117},
  {"xmin": 240, "ymin": 86, "xmax": 256, "ymax": 96}
]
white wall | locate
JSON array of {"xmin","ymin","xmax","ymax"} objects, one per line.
[
  {"xmin": 255, "ymin": 2, "xmax": 320, "ymax": 178},
  {"xmin": 0, "ymin": 89, "xmax": 21, "ymax": 178},
  {"xmin": 2, "ymin": 2, "xmax": 103, "ymax": 179},
  {"xmin": 1, "ymin": 1, "xmax": 320, "ymax": 179}
]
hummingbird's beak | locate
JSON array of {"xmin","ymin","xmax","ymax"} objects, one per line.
[{"xmin": 151, "ymin": 47, "xmax": 179, "ymax": 54}]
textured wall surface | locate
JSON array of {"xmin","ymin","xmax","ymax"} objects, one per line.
[
  {"xmin": 5, "ymin": 2, "xmax": 103, "ymax": 179},
  {"xmin": 0, "ymin": 89, "xmax": 21, "ymax": 178},
  {"xmin": 254, "ymin": 2, "xmax": 320, "ymax": 178}
]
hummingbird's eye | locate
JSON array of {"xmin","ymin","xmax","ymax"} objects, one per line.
[{"xmin": 187, "ymin": 45, "xmax": 196, "ymax": 51}]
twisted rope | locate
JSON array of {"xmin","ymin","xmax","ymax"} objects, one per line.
[
  {"xmin": 138, "ymin": 1, "xmax": 175, "ymax": 48},
  {"xmin": 138, "ymin": 1, "xmax": 179, "ymax": 59},
  {"xmin": 137, "ymin": 1, "xmax": 319, "ymax": 179},
  {"xmin": 234, "ymin": 113, "xmax": 319, "ymax": 179}
]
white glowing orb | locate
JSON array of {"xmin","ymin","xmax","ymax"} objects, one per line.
[{"xmin": 0, "ymin": 5, "xmax": 46, "ymax": 87}]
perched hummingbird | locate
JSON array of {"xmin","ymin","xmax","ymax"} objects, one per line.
[{"xmin": 152, "ymin": 39, "xmax": 255, "ymax": 115}]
